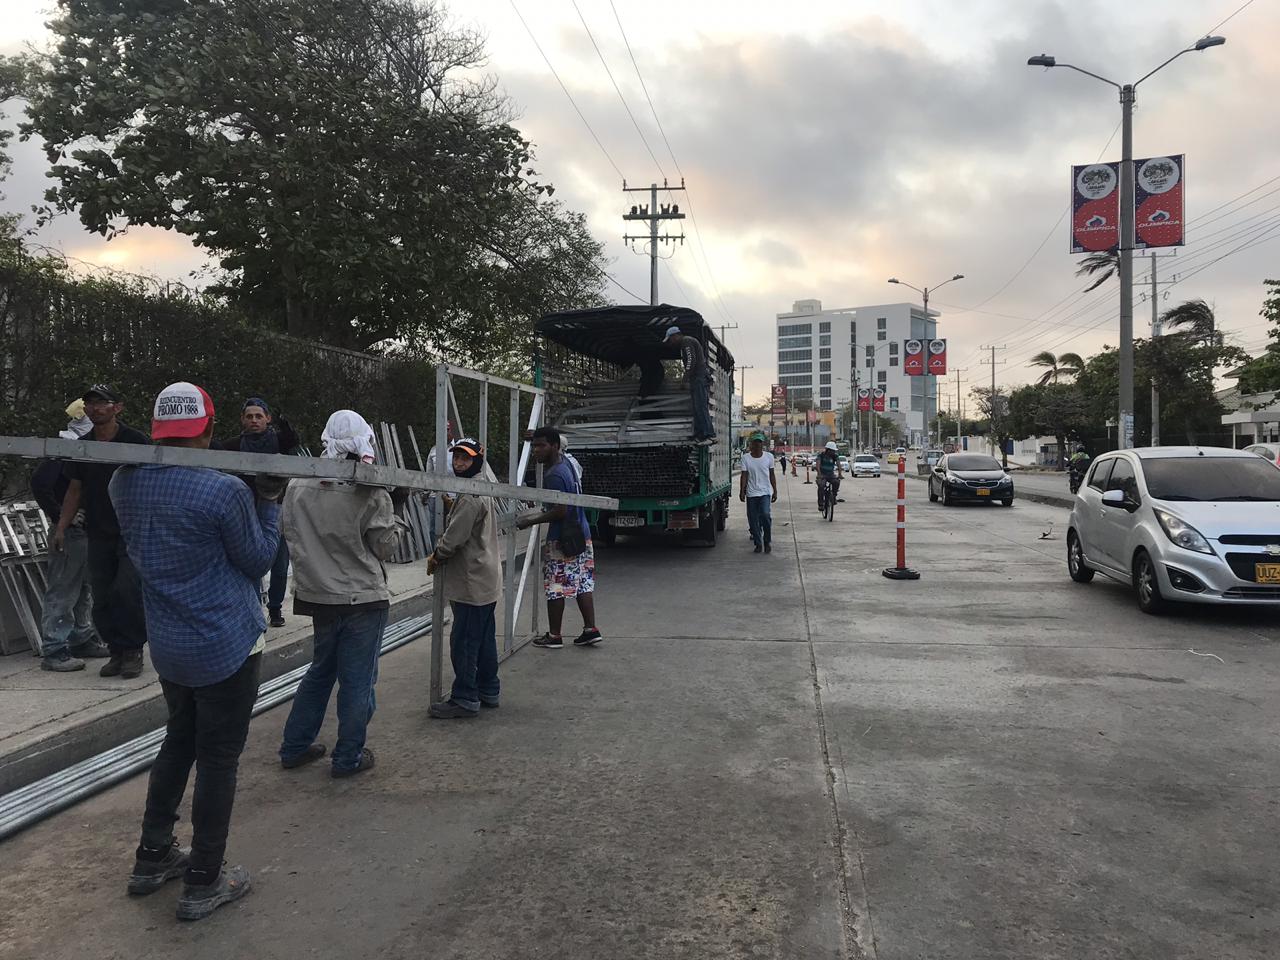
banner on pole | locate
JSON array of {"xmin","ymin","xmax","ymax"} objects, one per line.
[
  {"xmin": 1134, "ymin": 155, "xmax": 1184, "ymax": 249},
  {"xmin": 1070, "ymin": 162, "xmax": 1120, "ymax": 253},
  {"xmin": 872, "ymin": 387, "xmax": 886, "ymax": 412},
  {"xmin": 927, "ymin": 338, "xmax": 947, "ymax": 376},
  {"xmin": 856, "ymin": 387, "xmax": 871, "ymax": 412},
  {"xmin": 806, "ymin": 409, "xmax": 819, "ymax": 425},
  {"xmin": 770, "ymin": 384, "xmax": 788, "ymax": 419},
  {"xmin": 903, "ymin": 339, "xmax": 925, "ymax": 376}
]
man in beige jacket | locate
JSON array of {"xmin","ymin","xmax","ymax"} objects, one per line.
[{"xmin": 427, "ymin": 437, "xmax": 502, "ymax": 719}]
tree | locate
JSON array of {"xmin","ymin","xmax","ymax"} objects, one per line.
[
  {"xmin": 1235, "ymin": 281, "xmax": 1280, "ymax": 394},
  {"xmin": 1075, "ymin": 250, "xmax": 1119, "ymax": 292},
  {"xmin": 23, "ymin": 0, "xmax": 607, "ymax": 357},
  {"xmin": 0, "ymin": 55, "xmax": 29, "ymax": 244},
  {"xmin": 1160, "ymin": 299, "xmax": 1218, "ymax": 344},
  {"xmin": 1027, "ymin": 350, "xmax": 1084, "ymax": 385}
]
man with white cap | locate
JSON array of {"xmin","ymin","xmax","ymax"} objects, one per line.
[
  {"xmin": 110, "ymin": 381, "xmax": 281, "ymax": 920},
  {"xmin": 662, "ymin": 325, "xmax": 716, "ymax": 442}
]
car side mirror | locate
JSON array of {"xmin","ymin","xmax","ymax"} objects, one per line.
[{"xmin": 1101, "ymin": 489, "xmax": 1125, "ymax": 507}]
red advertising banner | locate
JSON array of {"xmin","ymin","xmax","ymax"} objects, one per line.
[
  {"xmin": 806, "ymin": 409, "xmax": 819, "ymax": 424},
  {"xmin": 1071, "ymin": 162, "xmax": 1120, "ymax": 253},
  {"xmin": 1134, "ymin": 155, "xmax": 1184, "ymax": 249},
  {"xmin": 770, "ymin": 384, "xmax": 787, "ymax": 419},
  {"xmin": 856, "ymin": 387, "xmax": 871, "ymax": 412},
  {"xmin": 903, "ymin": 339, "xmax": 925, "ymax": 376},
  {"xmin": 872, "ymin": 387, "xmax": 886, "ymax": 412},
  {"xmin": 927, "ymin": 338, "xmax": 947, "ymax": 376}
]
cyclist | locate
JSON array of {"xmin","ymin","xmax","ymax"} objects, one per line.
[{"xmin": 815, "ymin": 441, "xmax": 843, "ymax": 513}]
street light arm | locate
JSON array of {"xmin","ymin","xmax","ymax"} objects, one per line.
[
  {"xmin": 1051, "ymin": 62, "xmax": 1122, "ymax": 89},
  {"xmin": 888, "ymin": 278, "xmax": 925, "ymax": 296},
  {"xmin": 929, "ymin": 274, "xmax": 965, "ymax": 294}
]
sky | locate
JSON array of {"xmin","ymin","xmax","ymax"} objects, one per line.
[{"xmin": 3, "ymin": 0, "xmax": 1278, "ymax": 404}]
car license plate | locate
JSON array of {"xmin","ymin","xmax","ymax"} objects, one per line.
[
  {"xmin": 976, "ymin": 488, "xmax": 990, "ymax": 496},
  {"xmin": 1256, "ymin": 562, "xmax": 1280, "ymax": 583},
  {"xmin": 613, "ymin": 516, "xmax": 645, "ymax": 528}
]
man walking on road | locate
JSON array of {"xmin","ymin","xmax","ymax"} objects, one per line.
[
  {"xmin": 277, "ymin": 410, "xmax": 409, "ymax": 778},
  {"xmin": 426, "ymin": 438, "xmax": 503, "ymax": 719},
  {"xmin": 111, "ymin": 382, "xmax": 280, "ymax": 921},
  {"xmin": 519, "ymin": 426, "xmax": 603, "ymax": 649},
  {"xmin": 54, "ymin": 384, "xmax": 149, "ymax": 678},
  {"xmin": 739, "ymin": 432, "xmax": 777, "ymax": 554}
]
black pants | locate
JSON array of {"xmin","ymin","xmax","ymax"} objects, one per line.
[
  {"xmin": 139, "ymin": 653, "xmax": 261, "ymax": 882},
  {"xmin": 691, "ymin": 372, "xmax": 715, "ymax": 440},
  {"xmin": 86, "ymin": 536, "xmax": 147, "ymax": 651}
]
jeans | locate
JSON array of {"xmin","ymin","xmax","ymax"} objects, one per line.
[
  {"xmin": 448, "ymin": 601, "xmax": 500, "ymax": 712},
  {"xmin": 139, "ymin": 652, "xmax": 261, "ymax": 882},
  {"xmin": 745, "ymin": 495, "xmax": 772, "ymax": 547},
  {"xmin": 86, "ymin": 536, "xmax": 147, "ymax": 652},
  {"xmin": 39, "ymin": 526, "xmax": 99, "ymax": 657},
  {"xmin": 278, "ymin": 607, "xmax": 388, "ymax": 771},
  {"xmin": 690, "ymin": 372, "xmax": 715, "ymax": 441},
  {"xmin": 265, "ymin": 538, "xmax": 290, "ymax": 613}
]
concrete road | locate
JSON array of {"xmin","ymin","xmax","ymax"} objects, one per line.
[{"xmin": 2, "ymin": 469, "xmax": 1278, "ymax": 959}]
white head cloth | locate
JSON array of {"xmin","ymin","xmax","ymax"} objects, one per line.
[{"xmin": 321, "ymin": 409, "xmax": 377, "ymax": 463}]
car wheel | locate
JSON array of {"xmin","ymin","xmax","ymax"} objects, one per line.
[
  {"xmin": 1002, "ymin": 498, "xmax": 1014, "ymax": 507},
  {"xmin": 1133, "ymin": 549, "xmax": 1167, "ymax": 614},
  {"xmin": 941, "ymin": 484, "xmax": 950, "ymax": 506},
  {"xmin": 1067, "ymin": 529, "xmax": 1094, "ymax": 583},
  {"xmin": 928, "ymin": 481, "xmax": 938, "ymax": 502}
]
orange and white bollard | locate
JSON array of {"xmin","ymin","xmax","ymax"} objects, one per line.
[
  {"xmin": 882, "ymin": 455, "xmax": 920, "ymax": 580},
  {"xmin": 804, "ymin": 461, "xmax": 812, "ymax": 484}
]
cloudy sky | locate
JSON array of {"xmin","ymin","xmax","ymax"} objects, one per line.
[{"xmin": 3, "ymin": 0, "xmax": 1277, "ymax": 402}]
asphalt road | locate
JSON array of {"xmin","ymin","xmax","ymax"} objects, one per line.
[{"xmin": 1, "ymin": 468, "xmax": 1277, "ymax": 959}]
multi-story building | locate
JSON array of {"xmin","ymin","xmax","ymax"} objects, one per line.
[{"xmin": 774, "ymin": 299, "xmax": 940, "ymax": 447}]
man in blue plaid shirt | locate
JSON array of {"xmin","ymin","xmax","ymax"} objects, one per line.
[{"xmin": 110, "ymin": 382, "xmax": 279, "ymax": 922}]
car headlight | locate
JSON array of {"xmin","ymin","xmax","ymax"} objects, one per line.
[
  {"xmin": 997, "ymin": 476, "xmax": 1012, "ymax": 485},
  {"xmin": 945, "ymin": 474, "xmax": 961, "ymax": 483},
  {"xmin": 1154, "ymin": 509, "xmax": 1213, "ymax": 555}
]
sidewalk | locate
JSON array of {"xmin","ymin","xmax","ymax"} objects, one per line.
[{"xmin": 0, "ymin": 562, "xmax": 431, "ymax": 795}]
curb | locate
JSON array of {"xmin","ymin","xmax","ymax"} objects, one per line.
[
  {"xmin": 906, "ymin": 473, "xmax": 1075, "ymax": 510},
  {"xmin": 0, "ymin": 588, "xmax": 432, "ymax": 796}
]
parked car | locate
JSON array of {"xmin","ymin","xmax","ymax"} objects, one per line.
[
  {"xmin": 1068, "ymin": 446, "xmax": 1280, "ymax": 613},
  {"xmin": 851, "ymin": 453, "xmax": 881, "ymax": 478},
  {"xmin": 1243, "ymin": 442, "xmax": 1280, "ymax": 468},
  {"xmin": 928, "ymin": 453, "xmax": 1014, "ymax": 506}
]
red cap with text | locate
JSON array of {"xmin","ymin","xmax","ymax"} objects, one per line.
[{"xmin": 151, "ymin": 382, "xmax": 215, "ymax": 440}]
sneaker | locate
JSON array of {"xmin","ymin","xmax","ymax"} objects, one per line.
[
  {"xmin": 128, "ymin": 839, "xmax": 190, "ymax": 895},
  {"xmin": 99, "ymin": 654, "xmax": 123, "ymax": 678},
  {"xmin": 120, "ymin": 649, "xmax": 144, "ymax": 679},
  {"xmin": 573, "ymin": 628, "xmax": 603, "ymax": 647},
  {"xmin": 533, "ymin": 632, "xmax": 563, "ymax": 649},
  {"xmin": 269, "ymin": 611, "xmax": 286, "ymax": 628},
  {"xmin": 280, "ymin": 743, "xmax": 327, "ymax": 769},
  {"xmin": 764, "ymin": 543, "xmax": 772, "ymax": 554},
  {"xmin": 331, "ymin": 748, "xmax": 376, "ymax": 778},
  {"xmin": 176, "ymin": 864, "xmax": 252, "ymax": 921},
  {"xmin": 41, "ymin": 652, "xmax": 85, "ymax": 672},
  {"xmin": 69, "ymin": 638, "xmax": 111, "ymax": 658},
  {"xmin": 428, "ymin": 700, "xmax": 478, "ymax": 719},
  {"xmin": 480, "ymin": 699, "xmax": 500, "ymax": 710}
]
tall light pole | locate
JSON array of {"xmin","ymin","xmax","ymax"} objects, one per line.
[
  {"xmin": 887, "ymin": 274, "xmax": 964, "ymax": 447},
  {"xmin": 1027, "ymin": 35, "xmax": 1225, "ymax": 449}
]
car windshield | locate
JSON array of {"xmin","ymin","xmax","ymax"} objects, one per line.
[
  {"xmin": 1143, "ymin": 456, "xmax": 1280, "ymax": 502},
  {"xmin": 855, "ymin": 455, "xmax": 877, "ymax": 463},
  {"xmin": 948, "ymin": 455, "xmax": 1001, "ymax": 471}
]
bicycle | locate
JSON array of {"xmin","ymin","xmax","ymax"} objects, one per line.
[{"xmin": 817, "ymin": 476, "xmax": 840, "ymax": 521}]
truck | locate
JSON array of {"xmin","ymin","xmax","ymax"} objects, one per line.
[{"xmin": 534, "ymin": 304, "xmax": 735, "ymax": 546}]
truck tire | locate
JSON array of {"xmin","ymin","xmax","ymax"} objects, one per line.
[
  {"xmin": 598, "ymin": 514, "xmax": 617, "ymax": 547},
  {"xmin": 698, "ymin": 506, "xmax": 717, "ymax": 546},
  {"xmin": 715, "ymin": 496, "xmax": 728, "ymax": 532}
]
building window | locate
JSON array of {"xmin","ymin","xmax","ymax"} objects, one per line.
[
  {"xmin": 778, "ymin": 362, "xmax": 812, "ymax": 375},
  {"xmin": 778, "ymin": 323, "xmax": 812, "ymax": 336},
  {"xmin": 889, "ymin": 396, "xmax": 899, "ymax": 411},
  {"xmin": 890, "ymin": 356, "xmax": 899, "ymax": 367},
  {"xmin": 877, "ymin": 317, "xmax": 887, "ymax": 330},
  {"xmin": 877, "ymin": 330, "xmax": 887, "ymax": 341},
  {"xmin": 778, "ymin": 349, "xmax": 812, "ymax": 362},
  {"xmin": 889, "ymin": 342, "xmax": 899, "ymax": 355},
  {"xmin": 778, "ymin": 374, "xmax": 812, "ymax": 387},
  {"xmin": 819, "ymin": 335, "xmax": 831, "ymax": 346},
  {"xmin": 820, "ymin": 374, "xmax": 832, "ymax": 385},
  {"xmin": 821, "ymin": 399, "xmax": 833, "ymax": 411},
  {"xmin": 865, "ymin": 345, "xmax": 874, "ymax": 358},
  {"xmin": 878, "ymin": 371, "xmax": 887, "ymax": 384},
  {"xmin": 819, "ymin": 361, "xmax": 831, "ymax": 373},
  {"xmin": 819, "ymin": 321, "xmax": 831, "ymax": 333},
  {"xmin": 819, "ymin": 347, "xmax": 831, "ymax": 359},
  {"xmin": 865, "ymin": 358, "xmax": 874, "ymax": 369},
  {"xmin": 778, "ymin": 336, "xmax": 811, "ymax": 348},
  {"xmin": 910, "ymin": 395, "xmax": 923, "ymax": 412}
]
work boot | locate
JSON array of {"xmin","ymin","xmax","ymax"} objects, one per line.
[
  {"xmin": 280, "ymin": 743, "xmax": 327, "ymax": 769},
  {"xmin": 176, "ymin": 864, "xmax": 252, "ymax": 921},
  {"xmin": 128, "ymin": 838, "xmax": 190, "ymax": 895},
  {"xmin": 268, "ymin": 610, "xmax": 286, "ymax": 628},
  {"xmin": 120, "ymin": 649, "xmax": 144, "ymax": 679},
  {"xmin": 41, "ymin": 652, "xmax": 85, "ymax": 672},
  {"xmin": 99, "ymin": 652, "xmax": 123, "ymax": 677},
  {"xmin": 331, "ymin": 748, "xmax": 376, "ymax": 778},
  {"xmin": 70, "ymin": 638, "xmax": 111, "ymax": 658},
  {"xmin": 428, "ymin": 700, "xmax": 478, "ymax": 719}
]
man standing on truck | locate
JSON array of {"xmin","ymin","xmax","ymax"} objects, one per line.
[
  {"xmin": 739, "ymin": 432, "xmax": 777, "ymax": 554},
  {"xmin": 663, "ymin": 326, "xmax": 716, "ymax": 443}
]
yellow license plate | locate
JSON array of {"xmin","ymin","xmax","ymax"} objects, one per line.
[
  {"xmin": 1256, "ymin": 563, "xmax": 1280, "ymax": 583},
  {"xmin": 976, "ymin": 488, "xmax": 991, "ymax": 496}
]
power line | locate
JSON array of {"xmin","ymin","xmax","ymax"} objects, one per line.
[{"xmin": 1205, "ymin": 0, "xmax": 1259, "ymax": 34}]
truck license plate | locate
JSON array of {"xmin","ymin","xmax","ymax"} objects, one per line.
[
  {"xmin": 976, "ymin": 488, "xmax": 990, "ymax": 496},
  {"xmin": 613, "ymin": 516, "xmax": 645, "ymax": 528},
  {"xmin": 1256, "ymin": 562, "xmax": 1280, "ymax": 583}
]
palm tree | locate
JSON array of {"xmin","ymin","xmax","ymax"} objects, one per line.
[
  {"xmin": 1028, "ymin": 351, "xmax": 1085, "ymax": 385},
  {"xmin": 1160, "ymin": 299, "xmax": 1217, "ymax": 345},
  {"xmin": 1075, "ymin": 250, "xmax": 1120, "ymax": 292}
]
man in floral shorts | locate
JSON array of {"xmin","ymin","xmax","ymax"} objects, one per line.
[{"xmin": 518, "ymin": 426, "xmax": 603, "ymax": 649}]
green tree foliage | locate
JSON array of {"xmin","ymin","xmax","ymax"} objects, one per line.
[
  {"xmin": 1160, "ymin": 299, "xmax": 1218, "ymax": 344},
  {"xmin": 1233, "ymin": 281, "xmax": 1280, "ymax": 394},
  {"xmin": 0, "ymin": 55, "xmax": 29, "ymax": 243},
  {"xmin": 1027, "ymin": 350, "xmax": 1084, "ymax": 385},
  {"xmin": 23, "ymin": 0, "xmax": 607, "ymax": 357},
  {"xmin": 1075, "ymin": 250, "xmax": 1119, "ymax": 292}
]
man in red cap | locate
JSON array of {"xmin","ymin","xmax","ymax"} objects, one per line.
[{"xmin": 109, "ymin": 382, "xmax": 282, "ymax": 921}]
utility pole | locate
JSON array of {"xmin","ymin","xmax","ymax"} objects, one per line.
[
  {"xmin": 950, "ymin": 369, "xmax": 968, "ymax": 450},
  {"xmin": 623, "ymin": 179, "xmax": 687, "ymax": 305},
  {"xmin": 738, "ymin": 364, "xmax": 753, "ymax": 442},
  {"xmin": 979, "ymin": 345, "xmax": 1008, "ymax": 464},
  {"xmin": 1145, "ymin": 252, "xmax": 1176, "ymax": 446}
]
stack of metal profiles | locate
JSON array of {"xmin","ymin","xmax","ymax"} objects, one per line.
[
  {"xmin": 0, "ymin": 613, "xmax": 432, "ymax": 841},
  {"xmin": 0, "ymin": 501, "xmax": 51, "ymax": 655},
  {"xmin": 573, "ymin": 448, "xmax": 699, "ymax": 500}
]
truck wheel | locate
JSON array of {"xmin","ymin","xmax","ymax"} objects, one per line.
[
  {"xmin": 715, "ymin": 497, "xmax": 727, "ymax": 532},
  {"xmin": 599, "ymin": 514, "xmax": 617, "ymax": 547},
  {"xmin": 698, "ymin": 506, "xmax": 718, "ymax": 546}
]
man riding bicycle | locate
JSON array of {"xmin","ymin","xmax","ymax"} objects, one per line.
[{"xmin": 816, "ymin": 441, "xmax": 843, "ymax": 513}]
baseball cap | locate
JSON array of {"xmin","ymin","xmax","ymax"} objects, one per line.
[
  {"xmin": 151, "ymin": 382, "xmax": 215, "ymax": 439},
  {"xmin": 450, "ymin": 436, "xmax": 484, "ymax": 459},
  {"xmin": 82, "ymin": 384, "xmax": 121, "ymax": 403},
  {"xmin": 663, "ymin": 325, "xmax": 681, "ymax": 341}
]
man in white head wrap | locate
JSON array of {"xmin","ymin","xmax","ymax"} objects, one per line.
[{"xmin": 320, "ymin": 410, "xmax": 378, "ymax": 463}]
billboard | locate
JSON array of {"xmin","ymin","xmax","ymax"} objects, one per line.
[
  {"xmin": 1070, "ymin": 162, "xmax": 1120, "ymax": 253},
  {"xmin": 770, "ymin": 384, "xmax": 788, "ymax": 419},
  {"xmin": 806, "ymin": 409, "xmax": 819, "ymax": 424},
  {"xmin": 903, "ymin": 339, "xmax": 925, "ymax": 376},
  {"xmin": 1134, "ymin": 155, "xmax": 1184, "ymax": 249},
  {"xmin": 872, "ymin": 387, "xmax": 886, "ymax": 412},
  {"xmin": 927, "ymin": 338, "xmax": 947, "ymax": 376},
  {"xmin": 856, "ymin": 387, "xmax": 871, "ymax": 412}
]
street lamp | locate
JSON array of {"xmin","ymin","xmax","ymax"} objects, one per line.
[
  {"xmin": 887, "ymin": 274, "xmax": 964, "ymax": 447},
  {"xmin": 1026, "ymin": 36, "xmax": 1225, "ymax": 449}
]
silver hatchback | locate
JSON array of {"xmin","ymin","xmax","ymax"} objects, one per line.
[{"xmin": 1067, "ymin": 447, "xmax": 1280, "ymax": 613}]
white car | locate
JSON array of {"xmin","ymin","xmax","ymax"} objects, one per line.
[
  {"xmin": 1243, "ymin": 442, "xmax": 1280, "ymax": 468},
  {"xmin": 1067, "ymin": 446, "xmax": 1280, "ymax": 613},
  {"xmin": 851, "ymin": 454, "xmax": 882, "ymax": 478}
]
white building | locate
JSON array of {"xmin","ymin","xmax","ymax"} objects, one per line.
[{"xmin": 775, "ymin": 299, "xmax": 940, "ymax": 446}]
